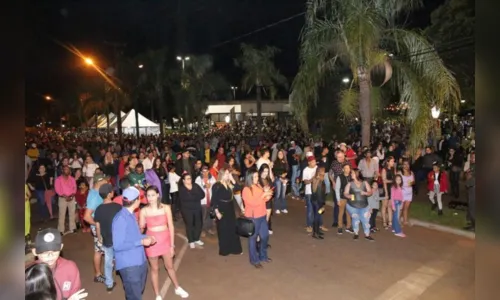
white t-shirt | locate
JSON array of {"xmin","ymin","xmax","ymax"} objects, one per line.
[
  {"xmin": 256, "ymin": 157, "xmax": 271, "ymax": 171},
  {"xmin": 302, "ymin": 166, "xmax": 317, "ymax": 195},
  {"xmin": 142, "ymin": 157, "xmax": 154, "ymax": 171},
  {"xmin": 195, "ymin": 176, "xmax": 216, "ymax": 205},
  {"xmin": 168, "ymin": 172, "xmax": 181, "ymax": 193}
]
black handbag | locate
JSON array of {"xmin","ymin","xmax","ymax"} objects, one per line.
[{"xmin": 236, "ymin": 216, "xmax": 255, "ymax": 237}]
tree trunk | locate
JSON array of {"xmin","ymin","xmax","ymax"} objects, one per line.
[
  {"xmin": 116, "ymin": 93, "xmax": 123, "ymax": 144},
  {"xmin": 256, "ymin": 84, "xmax": 262, "ymax": 128},
  {"xmin": 106, "ymin": 111, "xmax": 110, "ymax": 145},
  {"xmin": 157, "ymin": 86, "xmax": 165, "ymax": 138},
  {"xmin": 135, "ymin": 97, "xmax": 140, "ymax": 139},
  {"xmin": 358, "ymin": 68, "xmax": 372, "ymax": 147}
]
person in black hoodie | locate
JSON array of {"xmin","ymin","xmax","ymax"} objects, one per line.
[{"xmin": 445, "ymin": 148, "xmax": 463, "ymax": 200}]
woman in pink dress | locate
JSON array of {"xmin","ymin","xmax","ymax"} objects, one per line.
[
  {"xmin": 139, "ymin": 186, "xmax": 189, "ymax": 300},
  {"xmin": 398, "ymin": 161, "xmax": 415, "ymax": 226}
]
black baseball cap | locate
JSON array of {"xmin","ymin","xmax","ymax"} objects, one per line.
[{"xmin": 35, "ymin": 228, "xmax": 62, "ymax": 253}]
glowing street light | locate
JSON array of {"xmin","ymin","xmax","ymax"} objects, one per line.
[
  {"xmin": 431, "ymin": 106, "xmax": 441, "ymax": 119},
  {"xmin": 176, "ymin": 56, "xmax": 190, "ymax": 70},
  {"xmin": 230, "ymin": 86, "xmax": 238, "ymax": 99},
  {"xmin": 224, "ymin": 115, "xmax": 230, "ymax": 123},
  {"xmin": 342, "ymin": 77, "xmax": 350, "ymax": 83},
  {"xmin": 138, "ymin": 64, "xmax": 143, "ymax": 69},
  {"xmin": 460, "ymin": 99, "xmax": 466, "ymax": 103},
  {"xmin": 84, "ymin": 57, "xmax": 94, "ymax": 65},
  {"xmin": 45, "ymin": 95, "xmax": 52, "ymax": 100}
]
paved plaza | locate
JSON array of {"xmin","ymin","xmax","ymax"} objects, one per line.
[{"xmin": 30, "ymin": 196, "xmax": 475, "ymax": 300}]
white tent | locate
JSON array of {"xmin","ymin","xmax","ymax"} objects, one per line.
[
  {"xmin": 117, "ymin": 109, "xmax": 160, "ymax": 135},
  {"xmin": 87, "ymin": 112, "xmax": 126, "ymax": 128}
]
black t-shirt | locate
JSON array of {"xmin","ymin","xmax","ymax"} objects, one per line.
[{"xmin": 94, "ymin": 202, "xmax": 122, "ymax": 247}]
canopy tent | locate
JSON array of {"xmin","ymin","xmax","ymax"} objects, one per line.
[
  {"xmin": 117, "ymin": 109, "xmax": 160, "ymax": 135},
  {"xmin": 85, "ymin": 110, "xmax": 160, "ymax": 135},
  {"xmin": 87, "ymin": 112, "xmax": 126, "ymax": 128}
]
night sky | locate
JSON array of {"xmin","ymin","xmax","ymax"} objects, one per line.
[{"xmin": 26, "ymin": 0, "xmax": 444, "ymax": 119}]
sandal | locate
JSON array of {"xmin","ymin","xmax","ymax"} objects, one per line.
[{"xmin": 383, "ymin": 222, "xmax": 388, "ymax": 230}]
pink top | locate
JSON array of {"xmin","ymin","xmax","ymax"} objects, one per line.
[
  {"xmin": 54, "ymin": 175, "xmax": 77, "ymax": 197},
  {"xmin": 145, "ymin": 214, "xmax": 168, "ymax": 228},
  {"xmin": 390, "ymin": 186, "xmax": 403, "ymax": 210}
]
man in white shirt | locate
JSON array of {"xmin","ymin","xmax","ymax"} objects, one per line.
[
  {"xmin": 142, "ymin": 151, "xmax": 155, "ymax": 171},
  {"xmin": 256, "ymin": 148, "xmax": 272, "ymax": 171},
  {"xmin": 302, "ymin": 153, "xmax": 317, "ymax": 233}
]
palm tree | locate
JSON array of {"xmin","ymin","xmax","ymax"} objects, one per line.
[
  {"xmin": 291, "ymin": 0, "xmax": 461, "ymax": 148},
  {"xmin": 174, "ymin": 54, "xmax": 228, "ymax": 131},
  {"xmin": 135, "ymin": 48, "xmax": 170, "ymax": 137},
  {"xmin": 235, "ymin": 43, "xmax": 288, "ymax": 127}
]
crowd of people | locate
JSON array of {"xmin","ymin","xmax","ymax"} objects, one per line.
[{"xmin": 24, "ymin": 118, "xmax": 476, "ymax": 300}]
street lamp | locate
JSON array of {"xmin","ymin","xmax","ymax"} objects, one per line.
[
  {"xmin": 224, "ymin": 115, "xmax": 230, "ymax": 123},
  {"xmin": 431, "ymin": 106, "xmax": 441, "ymax": 119},
  {"xmin": 84, "ymin": 57, "xmax": 94, "ymax": 65},
  {"xmin": 176, "ymin": 56, "xmax": 190, "ymax": 70},
  {"xmin": 45, "ymin": 95, "xmax": 52, "ymax": 101},
  {"xmin": 138, "ymin": 64, "xmax": 143, "ymax": 69},
  {"xmin": 342, "ymin": 77, "xmax": 350, "ymax": 83},
  {"xmin": 460, "ymin": 99, "xmax": 466, "ymax": 104},
  {"xmin": 431, "ymin": 105, "xmax": 441, "ymax": 148},
  {"xmin": 230, "ymin": 86, "xmax": 238, "ymax": 100}
]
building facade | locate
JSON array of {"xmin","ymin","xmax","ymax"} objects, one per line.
[{"xmin": 205, "ymin": 99, "xmax": 291, "ymax": 123}]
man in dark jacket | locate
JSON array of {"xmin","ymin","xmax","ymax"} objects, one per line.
[
  {"xmin": 176, "ymin": 149, "xmax": 195, "ymax": 177},
  {"xmin": 463, "ymin": 170, "xmax": 475, "ymax": 231}
]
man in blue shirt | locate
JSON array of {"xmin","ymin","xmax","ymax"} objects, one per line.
[
  {"xmin": 83, "ymin": 173, "xmax": 108, "ymax": 284},
  {"xmin": 112, "ymin": 187, "xmax": 156, "ymax": 300}
]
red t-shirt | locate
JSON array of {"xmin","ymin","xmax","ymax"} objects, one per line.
[
  {"xmin": 346, "ymin": 148, "xmax": 358, "ymax": 169},
  {"xmin": 113, "ymin": 190, "xmax": 147, "ymax": 220},
  {"xmin": 30, "ymin": 258, "xmax": 81, "ymax": 300}
]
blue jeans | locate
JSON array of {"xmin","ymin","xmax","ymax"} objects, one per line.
[
  {"xmin": 305, "ymin": 195, "xmax": 323, "ymax": 227},
  {"xmin": 119, "ymin": 262, "xmax": 148, "ymax": 300},
  {"xmin": 103, "ymin": 246, "xmax": 115, "ymax": 288},
  {"xmin": 324, "ymin": 176, "xmax": 331, "ymax": 194},
  {"xmin": 274, "ymin": 179, "xmax": 287, "ymax": 210},
  {"xmin": 35, "ymin": 190, "xmax": 49, "ymax": 219},
  {"xmin": 248, "ymin": 216, "xmax": 269, "ymax": 265},
  {"xmin": 291, "ymin": 165, "xmax": 300, "ymax": 196},
  {"xmin": 392, "ymin": 201, "xmax": 403, "ymax": 234},
  {"xmin": 346, "ymin": 205, "xmax": 371, "ymax": 236}
]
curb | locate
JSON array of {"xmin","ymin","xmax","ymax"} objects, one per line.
[
  {"xmin": 324, "ymin": 201, "xmax": 475, "ymax": 239},
  {"xmin": 408, "ymin": 219, "xmax": 475, "ymax": 239}
]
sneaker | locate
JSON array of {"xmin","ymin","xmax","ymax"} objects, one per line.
[
  {"xmin": 281, "ymin": 209, "xmax": 288, "ymax": 214},
  {"xmin": 438, "ymin": 209, "xmax": 443, "ymax": 216},
  {"xmin": 431, "ymin": 203, "xmax": 437, "ymax": 211},
  {"xmin": 94, "ymin": 275, "xmax": 106, "ymax": 284},
  {"xmin": 305, "ymin": 226, "xmax": 312, "ymax": 233},
  {"xmin": 337, "ymin": 228, "xmax": 343, "ymax": 235},
  {"xmin": 268, "ymin": 230, "xmax": 273, "ymax": 235},
  {"xmin": 365, "ymin": 236, "xmax": 375, "ymax": 242},
  {"xmin": 394, "ymin": 233, "xmax": 406, "ymax": 238},
  {"xmin": 320, "ymin": 226, "xmax": 328, "ymax": 232},
  {"xmin": 345, "ymin": 228, "xmax": 354, "ymax": 234},
  {"xmin": 106, "ymin": 282, "xmax": 116, "ymax": 293},
  {"xmin": 155, "ymin": 295, "xmax": 163, "ymax": 300},
  {"xmin": 275, "ymin": 210, "xmax": 281, "ymax": 214},
  {"xmin": 194, "ymin": 240, "xmax": 204, "ymax": 246},
  {"xmin": 353, "ymin": 234, "xmax": 359, "ymax": 240},
  {"xmin": 332, "ymin": 222, "xmax": 338, "ymax": 227},
  {"xmin": 174, "ymin": 286, "xmax": 189, "ymax": 298},
  {"xmin": 189, "ymin": 243, "xmax": 195, "ymax": 249}
]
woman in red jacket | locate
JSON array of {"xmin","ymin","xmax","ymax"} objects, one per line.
[{"xmin": 427, "ymin": 163, "xmax": 448, "ymax": 216}]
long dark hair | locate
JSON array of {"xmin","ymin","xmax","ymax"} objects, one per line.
[
  {"xmin": 25, "ymin": 263, "xmax": 57, "ymax": 298},
  {"xmin": 392, "ymin": 174, "xmax": 403, "ymax": 189},
  {"xmin": 258, "ymin": 163, "xmax": 271, "ymax": 187},
  {"xmin": 145, "ymin": 185, "xmax": 162, "ymax": 209}
]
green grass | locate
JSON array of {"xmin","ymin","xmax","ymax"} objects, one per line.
[{"xmin": 409, "ymin": 201, "xmax": 468, "ymax": 229}]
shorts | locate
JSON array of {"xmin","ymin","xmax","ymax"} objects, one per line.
[{"xmin": 91, "ymin": 226, "xmax": 104, "ymax": 253}]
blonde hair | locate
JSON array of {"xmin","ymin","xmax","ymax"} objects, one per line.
[{"xmin": 217, "ymin": 167, "xmax": 234, "ymax": 190}]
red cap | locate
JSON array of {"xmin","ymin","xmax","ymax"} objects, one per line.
[{"xmin": 307, "ymin": 156, "xmax": 315, "ymax": 162}]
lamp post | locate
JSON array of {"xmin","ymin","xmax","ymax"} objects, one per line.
[
  {"xmin": 342, "ymin": 77, "xmax": 350, "ymax": 84},
  {"xmin": 230, "ymin": 86, "xmax": 238, "ymax": 100},
  {"xmin": 431, "ymin": 106, "xmax": 441, "ymax": 149},
  {"xmin": 176, "ymin": 56, "xmax": 190, "ymax": 70}
]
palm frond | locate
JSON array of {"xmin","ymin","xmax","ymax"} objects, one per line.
[{"xmin": 338, "ymin": 89, "xmax": 359, "ymax": 119}]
